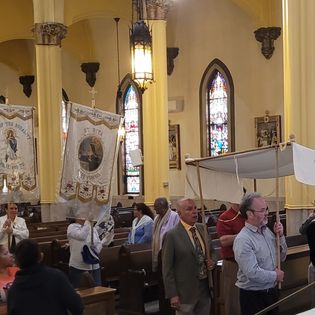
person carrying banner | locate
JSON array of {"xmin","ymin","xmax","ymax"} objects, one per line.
[
  {"xmin": 233, "ymin": 192, "xmax": 287, "ymax": 315},
  {"xmin": 67, "ymin": 214, "xmax": 102, "ymax": 288}
]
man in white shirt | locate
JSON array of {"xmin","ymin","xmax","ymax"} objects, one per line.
[
  {"xmin": 67, "ymin": 215, "xmax": 102, "ymax": 288},
  {"xmin": 0, "ymin": 203, "xmax": 29, "ymax": 252}
]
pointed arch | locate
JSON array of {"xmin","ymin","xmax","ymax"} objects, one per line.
[
  {"xmin": 116, "ymin": 74, "xmax": 144, "ymax": 195},
  {"xmin": 199, "ymin": 59, "xmax": 235, "ymax": 156}
]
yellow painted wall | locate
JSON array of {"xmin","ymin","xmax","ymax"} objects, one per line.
[
  {"xmin": 167, "ymin": 0, "xmax": 284, "ymax": 197},
  {"xmin": 0, "ymin": 62, "xmax": 35, "ymax": 106},
  {"xmin": 0, "ymin": 0, "xmax": 285, "ymax": 201}
]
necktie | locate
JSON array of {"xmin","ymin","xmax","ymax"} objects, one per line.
[
  {"xmin": 190, "ymin": 227, "xmax": 207, "ymax": 279},
  {"xmin": 10, "ymin": 235, "xmax": 16, "ymax": 253},
  {"xmin": 7, "ymin": 234, "xmax": 11, "ymax": 251}
]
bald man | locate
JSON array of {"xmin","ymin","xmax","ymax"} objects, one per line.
[{"xmin": 162, "ymin": 198, "xmax": 215, "ymax": 315}]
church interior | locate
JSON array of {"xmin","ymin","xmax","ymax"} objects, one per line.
[{"xmin": 0, "ymin": 0, "xmax": 315, "ymax": 314}]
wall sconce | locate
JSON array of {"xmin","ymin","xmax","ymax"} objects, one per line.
[
  {"xmin": 254, "ymin": 27, "xmax": 281, "ymax": 59},
  {"xmin": 19, "ymin": 76, "xmax": 35, "ymax": 98},
  {"xmin": 130, "ymin": 1, "xmax": 153, "ymax": 93}
]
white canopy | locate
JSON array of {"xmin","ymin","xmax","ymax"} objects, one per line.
[{"xmin": 185, "ymin": 142, "xmax": 315, "ymax": 203}]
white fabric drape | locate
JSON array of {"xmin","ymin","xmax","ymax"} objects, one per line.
[{"xmin": 60, "ymin": 102, "xmax": 123, "ymax": 204}]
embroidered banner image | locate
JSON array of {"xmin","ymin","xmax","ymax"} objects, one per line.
[
  {"xmin": 0, "ymin": 104, "xmax": 38, "ymax": 202},
  {"xmin": 60, "ymin": 103, "xmax": 123, "ymax": 204}
]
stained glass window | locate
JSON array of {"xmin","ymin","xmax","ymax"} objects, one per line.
[
  {"xmin": 200, "ymin": 60, "xmax": 234, "ymax": 157},
  {"xmin": 207, "ymin": 71, "xmax": 229, "ymax": 156},
  {"xmin": 123, "ymin": 85, "xmax": 140, "ymax": 194}
]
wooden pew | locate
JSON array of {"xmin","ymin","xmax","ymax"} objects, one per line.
[
  {"xmin": 118, "ymin": 270, "xmax": 146, "ymax": 315},
  {"xmin": 111, "ymin": 208, "xmax": 134, "ymax": 228},
  {"xmin": 113, "ymin": 232, "xmax": 129, "ymax": 239},
  {"xmin": 99, "ymin": 243, "xmax": 152, "ymax": 286},
  {"xmin": 99, "ymin": 246, "xmax": 123, "ymax": 285},
  {"xmin": 38, "ymin": 239, "xmax": 68, "ymax": 267},
  {"xmin": 112, "ymin": 238, "xmax": 127, "ymax": 246},
  {"xmin": 27, "ymin": 220, "xmax": 68, "ymax": 231},
  {"xmin": 117, "ymin": 245, "xmax": 159, "ymax": 315},
  {"xmin": 29, "ymin": 226, "xmax": 68, "ymax": 236},
  {"xmin": 79, "ymin": 286, "xmax": 116, "ymax": 315},
  {"xmin": 0, "ymin": 287, "xmax": 116, "ymax": 315},
  {"xmin": 114, "ymin": 227, "xmax": 131, "ymax": 233},
  {"xmin": 51, "ymin": 239, "xmax": 70, "ymax": 273},
  {"xmin": 31, "ymin": 233, "xmax": 67, "ymax": 243}
]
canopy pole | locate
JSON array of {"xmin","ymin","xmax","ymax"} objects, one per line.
[
  {"xmin": 254, "ymin": 179, "xmax": 257, "ymax": 192},
  {"xmin": 275, "ymin": 146, "xmax": 281, "ymax": 289},
  {"xmin": 196, "ymin": 162, "xmax": 213, "ymax": 286}
]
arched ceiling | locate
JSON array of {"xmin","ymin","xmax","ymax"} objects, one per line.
[
  {"xmin": 231, "ymin": 0, "xmax": 279, "ymax": 26},
  {"xmin": 0, "ymin": 0, "xmax": 33, "ymax": 42},
  {"xmin": 63, "ymin": 16, "xmax": 130, "ymax": 64},
  {"xmin": 64, "ymin": 0, "xmax": 132, "ymax": 26},
  {"xmin": 63, "ymin": 20, "xmax": 96, "ymax": 62},
  {"xmin": 0, "ymin": 39, "xmax": 34, "ymax": 74},
  {"xmin": 0, "ymin": 0, "xmax": 132, "ymax": 73}
]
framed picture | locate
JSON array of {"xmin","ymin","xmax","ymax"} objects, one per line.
[
  {"xmin": 255, "ymin": 115, "xmax": 281, "ymax": 147},
  {"xmin": 169, "ymin": 124, "xmax": 181, "ymax": 169}
]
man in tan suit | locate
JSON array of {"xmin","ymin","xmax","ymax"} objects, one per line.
[{"xmin": 162, "ymin": 198, "xmax": 215, "ymax": 315}]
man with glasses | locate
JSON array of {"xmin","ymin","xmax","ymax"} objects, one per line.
[{"xmin": 233, "ymin": 192, "xmax": 287, "ymax": 315}]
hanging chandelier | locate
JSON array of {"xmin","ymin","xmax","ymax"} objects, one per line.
[{"xmin": 130, "ymin": 1, "xmax": 153, "ymax": 93}]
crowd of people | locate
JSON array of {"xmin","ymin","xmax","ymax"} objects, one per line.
[{"xmin": 0, "ymin": 193, "xmax": 297, "ymax": 315}]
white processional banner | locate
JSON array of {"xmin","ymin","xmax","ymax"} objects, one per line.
[
  {"xmin": 0, "ymin": 104, "xmax": 38, "ymax": 202},
  {"xmin": 60, "ymin": 103, "xmax": 123, "ymax": 204}
]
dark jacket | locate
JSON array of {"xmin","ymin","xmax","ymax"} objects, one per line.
[
  {"xmin": 7, "ymin": 264, "xmax": 83, "ymax": 315},
  {"xmin": 162, "ymin": 222, "xmax": 213, "ymax": 304}
]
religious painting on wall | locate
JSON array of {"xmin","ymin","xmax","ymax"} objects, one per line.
[
  {"xmin": 255, "ymin": 114, "xmax": 281, "ymax": 147},
  {"xmin": 169, "ymin": 124, "xmax": 181, "ymax": 169}
]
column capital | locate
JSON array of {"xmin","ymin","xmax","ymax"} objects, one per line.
[
  {"xmin": 33, "ymin": 22, "xmax": 67, "ymax": 46},
  {"xmin": 146, "ymin": 0, "xmax": 172, "ymax": 20}
]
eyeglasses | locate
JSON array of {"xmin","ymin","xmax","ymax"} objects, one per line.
[{"xmin": 249, "ymin": 207, "xmax": 269, "ymax": 214}]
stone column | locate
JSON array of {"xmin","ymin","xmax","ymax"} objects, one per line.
[
  {"xmin": 33, "ymin": 0, "xmax": 66, "ymax": 218},
  {"xmin": 142, "ymin": 0, "xmax": 170, "ymax": 205},
  {"xmin": 282, "ymin": 0, "xmax": 315, "ymax": 234}
]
